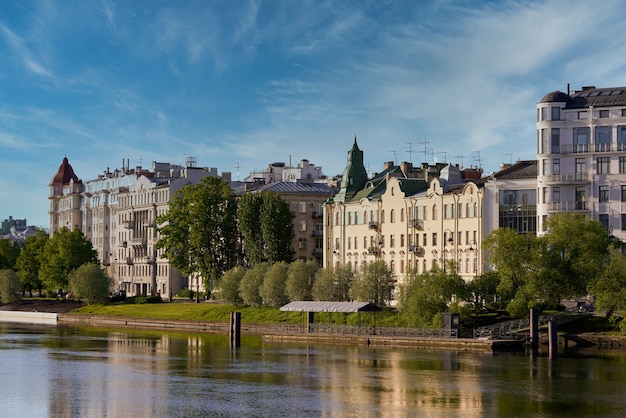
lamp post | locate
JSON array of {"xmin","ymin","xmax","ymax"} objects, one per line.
[
  {"xmin": 443, "ymin": 228, "xmax": 453, "ymax": 271},
  {"xmin": 468, "ymin": 239, "xmax": 478, "ymax": 275}
]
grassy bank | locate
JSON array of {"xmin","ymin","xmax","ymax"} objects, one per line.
[{"xmin": 72, "ymin": 300, "xmax": 407, "ymax": 327}]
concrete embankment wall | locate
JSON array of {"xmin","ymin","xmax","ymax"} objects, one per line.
[
  {"xmin": 58, "ymin": 314, "xmax": 521, "ymax": 351},
  {"xmin": 0, "ymin": 311, "xmax": 58, "ymax": 325}
]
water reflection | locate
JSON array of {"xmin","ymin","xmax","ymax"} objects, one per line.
[{"xmin": 1, "ymin": 323, "xmax": 626, "ymax": 417}]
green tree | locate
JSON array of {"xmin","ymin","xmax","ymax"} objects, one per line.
[
  {"xmin": 0, "ymin": 269, "xmax": 21, "ymax": 304},
  {"xmin": 589, "ymin": 247, "xmax": 626, "ymax": 320},
  {"xmin": 39, "ymin": 228, "xmax": 99, "ymax": 292},
  {"xmin": 312, "ymin": 264, "xmax": 353, "ymax": 301},
  {"xmin": 0, "ymin": 239, "xmax": 20, "ymax": 270},
  {"xmin": 466, "ymin": 271, "xmax": 501, "ymax": 312},
  {"xmin": 398, "ymin": 265, "xmax": 468, "ymax": 328},
  {"xmin": 238, "ymin": 191, "xmax": 295, "ymax": 265},
  {"xmin": 239, "ymin": 263, "xmax": 269, "ymax": 306},
  {"xmin": 218, "ymin": 267, "xmax": 246, "ymax": 305},
  {"xmin": 286, "ymin": 260, "xmax": 318, "ymax": 301},
  {"xmin": 351, "ymin": 260, "xmax": 394, "ymax": 306},
  {"xmin": 157, "ymin": 177, "xmax": 238, "ymax": 292},
  {"xmin": 15, "ymin": 230, "xmax": 48, "ymax": 297},
  {"xmin": 68, "ymin": 263, "xmax": 112, "ymax": 305},
  {"xmin": 260, "ymin": 262, "xmax": 289, "ymax": 307},
  {"xmin": 534, "ymin": 213, "xmax": 610, "ymax": 305}
]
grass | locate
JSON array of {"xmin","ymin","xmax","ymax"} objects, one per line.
[{"xmin": 71, "ymin": 301, "xmax": 406, "ymax": 327}]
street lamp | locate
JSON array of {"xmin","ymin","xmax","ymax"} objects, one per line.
[
  {"xmin": 468, "ymin": 239, "xmax": 478, "ymax": 274},
  {"xmin": 443, "ymin": 228, "xmax": 453, "ymax": 271}
]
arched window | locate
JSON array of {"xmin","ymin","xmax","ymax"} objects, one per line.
[
  {"xmin": 390, "ymin": 209, "xmax": 395, "ymax": 223},
  {"xmin": 473, "ymin": 202, "xmax": 478, "ymax": 217},
  {"xmin": 381, "ymin": 210, "xmax": 385, "ymax": 223},
  {"xmin": 432, "ymin": 205, "xmax": 437, "ymax": 220},
  {"xmin": 335, "ymin": 212, "xmax": 340, "ymax": 225},
  {"xmin": 400, "ymin": 208, "xmax": 405, "ymax": 222},
  {"xmin": 363, "ymin": 211, "xmax": 368, "ymax": 224}
]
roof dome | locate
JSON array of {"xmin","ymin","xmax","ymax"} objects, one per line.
[
  {"xmin": 539, "ymin": 91, "xmax": 570, "ymax": 103},
  {"xmin": 50, "ymin": 157, "xmax": 80, "ymax": 186}
]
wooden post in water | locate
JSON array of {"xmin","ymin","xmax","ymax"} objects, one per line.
[
  {"xmin": 548, "ymin": 320, "xmax": 557, "ymax": 358},
  {"xmin": 529, "ymin": 308, "xmax": 539, "ymax": 357},
  {"xmin": 230, "ymin": 312, "xmax": 241, "ymax": 348}
]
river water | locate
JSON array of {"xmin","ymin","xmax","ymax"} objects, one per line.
[{"xmin": 1, "ymin": 323, "xmax": 625, "ymax": 417}]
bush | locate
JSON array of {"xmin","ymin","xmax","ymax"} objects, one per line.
[
  {"xmin": 129, "ymin": 295, "xmax": 163, "ymax": 304},
  {"xmin": 0, "ymin": 269, "xmax": 22, "ymax": 304},
  {"xmin": 68, "ymin": 263, "xmax": 112, "ymax": 305}
]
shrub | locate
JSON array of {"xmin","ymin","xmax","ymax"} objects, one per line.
[
  {"xmin": 0, "ymin": 269, "xmax": 22, "ymax": 304},
  {"xmin": 68, "ymin": 263, "xmax": 112, "ymax": 305}
]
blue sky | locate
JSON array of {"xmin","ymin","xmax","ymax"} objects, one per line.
[{"xmin": 2, "ymin": 0, "xmax": 626, "ymax": 229}]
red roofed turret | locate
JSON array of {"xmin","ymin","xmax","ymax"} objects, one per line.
[{"xmin": 50, "ymin": 157, "xmax": 81, "ymax": 186}]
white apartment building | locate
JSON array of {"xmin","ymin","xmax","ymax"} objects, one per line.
[
  {"xmin": 537, "ymin": 86, "xmax": 626, "ymax": 241},
  {"xmin": 50, "ymin": 158, "xmax": 222, "ymax": 299}
]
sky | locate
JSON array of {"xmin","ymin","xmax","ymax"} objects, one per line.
[{"xmin": 2, "ymin": 0, "xmax": 626, "ymax": 229}]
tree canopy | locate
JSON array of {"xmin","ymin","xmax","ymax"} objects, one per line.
[
  {"xmin": 39, "ymin": 228, "xmax": 99, "ymax": 291},
  {"xmin": 351, "ymin": 260, "xmax": 394, "ymax": 306},
  {"xmin": 237, "ymin": 191, "xmax": 294, "ymax": 266},
  {"xmin": 0, "ymin": 239, "xmax": 20, "ymax": 271},
  {"xmin": 15, "ymin": 230, "xmax": 49, "ymax": 296},
  {"xmin": 68, "ymin": 263, "xmax": 112, "ymax": 305},
  {"xmin": 157, "ymin": 176, "xmax": 238, "ymax": 290}
]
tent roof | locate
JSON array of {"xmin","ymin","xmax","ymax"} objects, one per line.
[{"xmin": 280, "ymin": 301, "xmax": 382, "ymax": 313}]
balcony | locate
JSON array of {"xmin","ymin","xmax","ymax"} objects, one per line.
[
  {"xmin": 546, "ymin": 201, "xmax": 588, "ymax": 212},
  {"xmin": 312, "ymin": 230, "xmax": 323, "ymax": 236},
  {"xmin": 544, "ymin": 173, "xmax": 589, "ymax": 184},
  {"xmin": 408, "ymin": 218, "xmax": 424, "ymax": 230},
  {"xmin": 368, "ymin": 222, "xmax": 379, "ymax": 230},
  {"xmin": 408, "ymin": 245, "xmax": 424, "ymax": 255},
  {"xmin": 367, "ymin": 247, "xmax": 380, "ymax": 255}
]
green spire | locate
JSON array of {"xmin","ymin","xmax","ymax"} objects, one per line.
[{"xmin": 334, "ymin": 136, "xmax": 368, "ymax": 202}]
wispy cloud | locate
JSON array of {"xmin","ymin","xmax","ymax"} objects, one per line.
[{"xmin": 0, "ymin": 22, "xmax": 55, "ymax": 79}]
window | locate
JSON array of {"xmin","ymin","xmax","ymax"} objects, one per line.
[
  {"xmin": 599, "ymin": 214, "xmax": 609, "ymax": 229},
  {"xmin": 390, "ymin": 209, "xmax": 395, "ymax": 223},
  {"xmin": 298, "ymin": 238, "xmax": 307, "ymax": 249},
  {"xmin": 553, "ymin": 159, "xmax": 560, "ymax": 175},
  {"xmin": 552, "ymin": 187, "xmax": 560, "ymax": 202},
  {"xmin": 595, "ymin": 126, "xmax": 611, "ymax": 151},
  {"xmin": 542, "ymin": 160, "xmax": 548, "ymax": 176},
  {"xmin": 354, "ymin": 237, "xmax": 358, "ymax": 250},
  {"xmin": 619, "ymin": 126, "xmax": 626, "ymax": 150},
  {"xmin": 599, "ymin": 185, "xmax": 609, "ymax": 203},
  {"xmin": 432, "ymin": 233, "xmax": 437, "ymax": 246},
  {"xmin": 300, "ymin": 220, "xmax": 307, "ymax": 231},
  {"xmin": 432, "ymin": 205, "xmax": 437, "ymax": 220},
  {"xmin": 576, "ymin": 187, "xmax": 586, "ymax": 210},
  {"xmin": 390, "ymin": 235, "xmax": 395, "ymax": 248},
  {"xmin": 551, "ymin": 128, "xmax": 560, "ymax": 153},
  {"xmin": 423, "ymin": 233, "xmax": 427, "ymax": 247},
  {"xmin": 541, "ymin": 107, "xmax": 548, "ymax": 121},
  {"xmin": 597, "ymin": 157, "xmax": 610, "ymax": 174},
  {"xmin": 298, "ymin": 202, "xmax": 307, "ymax": 213},
  {"xmin": 623, "ymin": 109, "xmax": 626, "ymax": 117},
  {"xmin": 578, "ymin": 111, "xmax": 588, "ymax": 119},
  {"xmin": 551, "ymin": 107, "xmax": 561, "ymax": 121},
  {"xmin": 622, "ymin": 185, "xmax": 626, "ymax": 202},
  {"xmin": 599, "ymin": 109, "xmax": 609, "ymax": 118},
  {"xmin": 540, "ymin": 129, "xmax": 548, "ymax": 153},
  {"xmin": 621, "ymin": 157, "xmax": 626, "ymax": 173},
  {"xmin": 400, "ymin": 234, "xmax": 405, "ymax": 247},
  {"xmin": 573, "ymin": 127, "xmax": 590, "ymax": 152},
  {"xmin": 575, "ymin": 158, "xmax": 586, "ymax": 181}
]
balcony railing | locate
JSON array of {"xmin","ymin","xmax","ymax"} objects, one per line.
[
  {"xmin": 368, "ymin": 222, "xmax": 379, "ymax": 230},
  {"xmin": 408, "ymin": 218, "xmax": 424, "ymax": 230},
  {"xmin": 367, "ymin": 247, "xmax": 380, "ymax": 255},
  {"xmin": 556, "ymin": 143, "xmax": 626, "ymax": 154},
  {"xmin": 408, "ymin": 245, "xmax": 424, "ymax": 255},
  {"xmin": 546, "ymin": 201, "xmax": 588, "ymax": 211},
  {"xmin": 545, "ymin": 173, "xmax": 590, "ymax": 183}
]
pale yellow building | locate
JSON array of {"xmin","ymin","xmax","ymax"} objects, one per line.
[{"xmin": 324, "ymin": 140, "xmax": 485, "ymax": 296}]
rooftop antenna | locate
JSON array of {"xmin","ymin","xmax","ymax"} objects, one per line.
[
  {"xmin": 235, "ymin": 162, "xmax": 240, "ymax": 181},
  {"xmin": 455, "ymin": 155, "xmax": 465, "ymax": 168},
  {"xmin": 406, "ymin": 142, "xmax": 414, "ymax": 164},
  {"xmin": 503, "ymin": 153, "xmax": 513, "ymax": 165},
  {"xmin": 389, "ymin": 150, "xmax": 398, "ymax": 165},
  {"xmin": 437, "ymin": 151, "xmax": 448, "ymax": 163},
  {"xmin": 474, "ymin": 150, "xmax": 482, "ymax": 168},
  {"xmin": 418, "ymin": 136, "xmax": 430, "ymax": 164},
  {"xmin": 137, "ymin": 155, "xmax": 143, "ymax": 167}
]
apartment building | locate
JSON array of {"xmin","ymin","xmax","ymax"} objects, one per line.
[
  {"xmin": 537, "ymin": 85, "xmax": 626, "ymax": 241},
  {"xmin": 49, "ymin": 157, "xmax": 222, "ymax": 298},
  {"xmin": 324, "ymin": 139, "xmax": 485, "ymax": 288}
]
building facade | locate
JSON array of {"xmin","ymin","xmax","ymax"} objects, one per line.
[
  {"xmin": 324, "ymin": 140, "xmax": 485, "ymax": 292},
  {"xmin": 537, "ymin": 86, "xmax": 626, "ymax": 241},
  {"xmin": 49, "ymin": 158, "xmax": 224, "ymax": 299}
]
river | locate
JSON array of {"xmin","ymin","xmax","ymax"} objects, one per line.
[{"xmin": 1, "ymin": 323, "xmax": 625, "ymax": 417}]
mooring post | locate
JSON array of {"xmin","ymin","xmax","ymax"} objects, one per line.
[
  {"xmin": 548, "ymin": 320, "xmax": 557, "ymax": 358},
  {"xmin": 529, "ymin": 308, "xmax": 539, "ymax": 357},
  {"xmin": 230, "ymin": 312, "xmax": 241, "ymax": 348}
]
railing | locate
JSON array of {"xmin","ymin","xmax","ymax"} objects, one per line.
[
  {"xmin": 270, "ymin": 324, "xmax": 458, "ymax": 338},
  {"xmin": 545, "ymin": 173, "xmax": 589, "ymax": 183},
  {"xmin": 408, "ymin": 218, "xmax": 424, "ymax": 230},
  {"xmin": 473, "ymin": 313, "xmax": 589, "ymax": 340},
  {"xmin": 546, "ymin": 201, "xmax": 588, "ymax": 211},
  {"xmin": 368, "ymin": 222, "xmax": 379, "ymax": 230},
  {"xmin": 557, "ymin": 143, "xmax": 626, "ymax": 154}
]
